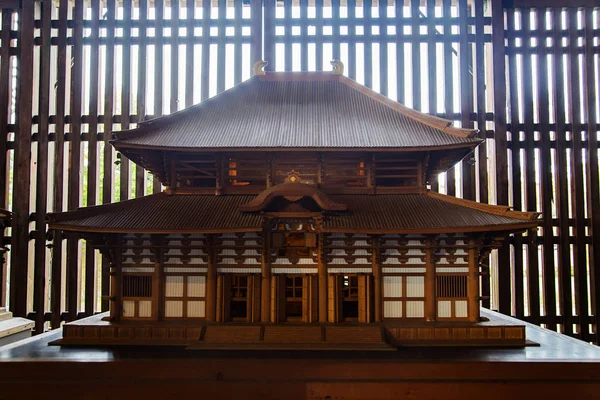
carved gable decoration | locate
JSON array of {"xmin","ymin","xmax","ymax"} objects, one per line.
[{"xmin": 239, "ymin": 182, "xmax": 347, "ymax": 213}]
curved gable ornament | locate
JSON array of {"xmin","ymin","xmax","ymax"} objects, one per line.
[{"xmin": 239, "ymin": 182, "xmax": 347, "ymax": 213}]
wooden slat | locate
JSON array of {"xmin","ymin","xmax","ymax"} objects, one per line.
[
  {"xmin": 185, "ymin": 0, "xmax": 195, "ymax": 107},
  {"xmin": 568, "ymin": 7, "xmax": 589, "ymax": 340},
  {"xmin": 536, "ymin": 8, "xmax": 556, "ymax": 331},
  {"xmin": 33, "ymin": 0, "xmax": 52, "ymax": 334},
  {"xmin": 119, "ymin": 0, "xmax": 132, "ymax": 202},
  {"xmin": 0, "ymin": 10, "xmax": 11, "ymax": 209},
  {"xmin": 459, "ymin": 0, "xmax": 474, "ymax": 201},
  {"xmin": 379, "ymin": 0, "xmax": 388, "ymax": 96},
  {"xmin": 521, "ymin": 8, "xmax": 540, "ymax": 326},
  {"xmin": 9, "ymin": 0, "xmax": 34, "ymax": 318},
  {"xmin": 170, "ymin": 0, "xmax": 179, "ymax": 113},
  {"xmin": 234, "ymin": 0, "xmax": 243, "ymax": 83},
  {"xmin": 0, "ymin": 10, "xmax": 12, "ymax": 308},
  {"xmin": 583, "ymin": 5, "xmax": 600, "ymax": 347},
  {"xmin": 216, "ymin": 0, "xmax": 226, "ymax": 92},
  {"xmin": 441, "ymin": 0, "xmax": 453, "ymax": 196},
  {"xmin": 491, "ymin": 0, "xmax": 509, "ymax": 313},
  {"xmin": 136, "ymin": 0, "xmax": 148, "ymax": 198},
  {"xmin": 551, "ymin": 6, "xmax": 573, "ymax": 338},
  {"xmin": 506, "ymin": 8, "xmax": 523, "ymax": 318},
  {"xmin": 347, "ymin": 0, "xmax": 356, "ymax": 80},
  {"xmin": 66, "ymin": 0, "xmax": 84, "ymax": 322},
  {"xmin": 153, "ymin": 0, "xmax": 165, "ymax": 193},
  {"xmin": 410, "ymin": 0, "xmax": 420, "ymax": 110},
  {"xmin": 85, "ymin": 0, "xmax": 101, "ymax": 317},
  {"xmin": 363, "ymin": 0, "xmax": 372, "ymax": 88},
  {"xmin": 51, "ymin": 0, "xmax": 69, "ymax": 326},
  {"xmin": 474, "ymin": 0, "xmax": 487, "ymax": 205}
]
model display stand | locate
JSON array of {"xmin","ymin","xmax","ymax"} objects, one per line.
[{"xmin": 48, "ymin": 61, "xmax": 539, "ymax": 349}]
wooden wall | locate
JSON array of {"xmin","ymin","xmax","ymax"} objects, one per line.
[{"xmin": 0, "ymin": 0, "xmax": 598, "ymax": 343}]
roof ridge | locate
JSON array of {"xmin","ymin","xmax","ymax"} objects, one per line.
[{"xmin": 426, "ymin": 191, "xmax": 540, "ymax": 222}]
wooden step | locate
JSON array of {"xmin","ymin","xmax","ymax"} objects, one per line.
[
  {"xmin": 325, "ymin": 326, "xmax": 385, "ymax": 344},
  {"xmin": 202, "ymin": 326, "xmax": 261, "ymax": 343},
  {"xmin": 263, "ymin": 326, "xmax": 323, "ymax": 344}
]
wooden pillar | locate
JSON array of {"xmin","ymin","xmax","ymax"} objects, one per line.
[
  {"xmin": 261, "ymin": 225, "xmax": 272, "ymax": 322},
  {"xmin": 318, "ymin": 232, "xmax": 327, "ymax": 322},
  {"xmin": 372, "ymin": 234, "xmax": 382, "ymax": 322},
  {"xmin": 151, "ymin": 235, "xmax": 163, "ymax": 321},
  {"xmin": 425, "ymin": 236, "xmax": 436, "ymax": 322},
  {"xmin": 205, "ymin": 235, "xmax": 217, "ymax": 322},
  {"xmin": 467, "ymin": 237, "xmax": 480, "ymax": 322},
  {"xmin": 110, "ymin": 240, "xmax": 123, "ymax": 321}
]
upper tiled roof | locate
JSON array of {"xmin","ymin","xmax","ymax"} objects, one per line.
[
  {"xmin": 48, "ymin": 192, "xmax": 538, "ymax": 234},
  {"xmin": 113, "ymin": 72, "xmax": 481, "ymax": 151}
]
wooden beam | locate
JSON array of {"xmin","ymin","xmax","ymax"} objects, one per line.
[
  {"xmin": 424, "ymin": 236, "xmax": 435, "ymax": 322},
  {"xmin": 261, "ymin": 225, "xmax": 272, "ymax": 322},
  {"xmin": 467, "ymin": 237, "xmax": 480, "ymax": 322},
  {"xmin": 372, "ymin": 234, "xmax": 382, "ymax": 322},
  {"xmin": 318, "ymin": 232, "xmax": 327, "ymax": 322},
  {"xmin": 205, "ymin": 235, "xmax": 217, "ymax": 322}
]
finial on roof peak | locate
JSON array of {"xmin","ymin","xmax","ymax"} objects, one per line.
[
  {"xmin": 330, "ymin": 60, "xmax": 344, "ymax": 75},
  {"xmin": 253, "ymin": 60, "xmax": 268, "ymax": 76}
]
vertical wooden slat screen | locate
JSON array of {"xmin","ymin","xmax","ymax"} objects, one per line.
[
  {"xmin": 0, "ymin": 0, "xmax": 598, "ymax": 344},
  {"xmin": 503, "ymin": 5, "xmax": 599, "ymax": 342}
]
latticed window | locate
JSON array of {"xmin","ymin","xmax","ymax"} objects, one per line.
[
  {"xmin": 436, "ymin": 275, "xmax": 467, "ymax": 298},
  {"xmin": 122, "ymin": 275, "xmax": 152, "ymax": 298}
]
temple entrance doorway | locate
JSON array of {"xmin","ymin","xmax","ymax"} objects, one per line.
[
  {"xmin": 271, "ymin": 274, "xmax": 318, "ymax": 323},
  {"xmin": 285, "ymin": 276, "xmax": 303, "ymax": 321},
  {"xmin": 217, "ymin": 274, "xmax": 260, "ymax": 323},
  {"xmin": 341, "ymin": 275, "xmax": 359, "ymax": 321},
  {"xmin": 328, "ymin": 274, "xmax": 372, "ymax": 323},
  {"xmin": 230, "ymin": 275, "xmax": 248, "ymax": 321}
]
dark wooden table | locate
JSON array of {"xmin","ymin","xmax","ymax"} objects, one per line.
[{"xmin": 0, "ymin": 311, "xmax": 599, "ymax": 400}]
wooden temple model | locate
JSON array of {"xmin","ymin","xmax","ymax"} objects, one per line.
[{"xmin": 49, "ymin": 61, "xmax": 539, "ymax": 349}]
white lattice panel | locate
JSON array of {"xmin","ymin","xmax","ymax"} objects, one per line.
[
  {"xmin": 165, "ymin": 300, "xmax": 183, "ymax": 317},
  {"xmin": 165, "ymin": 276, "xmax": 184, "ymax": 297},
  {"xmin": 383, "ymin": 276, "xmax": 402, "ymax": 297},
  {"xmin": 138, "ymin": 301, "xmax": 152, "ymax": 317},
  {"xmin": 187, "ymin": 276, "xmax": 206, "ymax": 297},
  {"xmin": 122, "ymin": 301, "xmax": 135, "ymax": 318},
  {"xmin": 437, "ymin": 300, "xmax": 452, "ymax": 318},
  {"xmin": 455, "ymin": 300, "xmax": 468, "ymax": 318},
  {"xmin": 406, "ymin": 276, "xmax": 424, "ymax": 297},
  {"xmin": 187, "ymin": 301, "xmax": 206, "ymax": 318},
  {"xmin": 383, "ymin": 301, "xmax": 403, "ymax": 318},
  {"xmin": 406, "ymin": 301, "xmax": 424, "ymax": 318}
]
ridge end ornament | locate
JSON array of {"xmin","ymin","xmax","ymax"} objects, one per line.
[
  {"xmin": 330, "ymin": 59, "xmax": 344, "ymax": 75},
  {"xmin": 253, "ymin": 60, "xmax": 268, "ymax": 76}
]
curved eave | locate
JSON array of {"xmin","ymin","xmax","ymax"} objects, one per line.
[
  {"xmin": 323, "ymin": 222, "xmax": 539, "ymax": 235},
  {"xmin": 426, "ymin": 191, "xmax": 541, "ymax": 222},
  {"xmin": 47, "ymin": 225, "xmax": 262, "ymax": 235},
  {"xmin": 337, "ymin": 75, "xmax": 478, "ymax": 139},
  {"xmin": 110, "ymin": 141, "xmax": 482, "ymax": 153}
]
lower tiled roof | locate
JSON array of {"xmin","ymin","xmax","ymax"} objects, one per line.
[{"xmin": 48, "ymin": 192, "xmax": 539, "ymax": 234}]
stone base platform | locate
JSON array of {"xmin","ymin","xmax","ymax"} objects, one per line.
[{"xmin": 54, "ymin": 309, "xmax": 526, "ymax": 350}]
